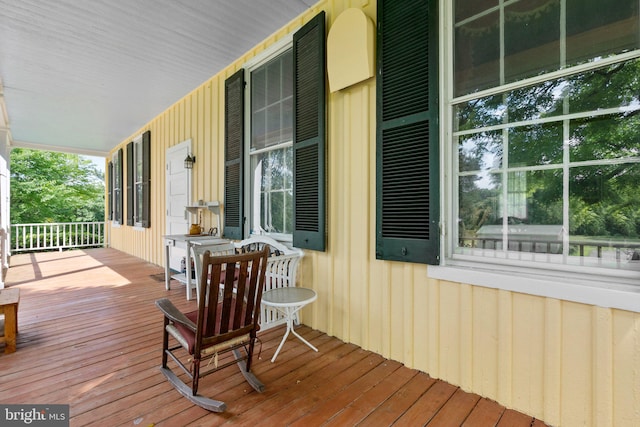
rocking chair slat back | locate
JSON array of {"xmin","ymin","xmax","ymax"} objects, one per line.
[
  {"xmin": 197, "ymin": 246, "xmax": 268, "ymax": 349},
  {"xmin": 156, "ymin": 245, "xmax": 270, "ymax": 412}
]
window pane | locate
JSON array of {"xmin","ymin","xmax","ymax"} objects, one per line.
[
  {"xmin": 252, "ymin": 110, "xmax": 266, "ymax": 150},
  {"xmin": 252, "ymin": 68, "xmax": 266, "ymax": 110},
  {"xmin": 508, "ymin": 122, "xmax": 563, "ymax": 167},
  {"xmin": 567, "ymin": 0, "xmax": 639, "ymax": 65},
  {"xmin": 135, "ymin": 140, "xmax": 143, "ymax": 183},
  {"xmin": 251, "ymin": 50, "xmax": 293, "ymax": 151},
  {"xmin": 266, "ymin": 104, "xmax": 281, "ymax": 146},
  {"xmin": 455, "ymin": 11, "xmax": 500, "ymax": 96},
  {"xmin": 455, "ymin": 0, "xmax": 498, "ymax": 22},
  {"xmin": 507, "ymin": 58, "xmax": 640, "ymax": 121},
  {"xmin": 569, "ymin": 164, "xmax": 640, "ymax": 269},
  {"xmin": 504, "ymin": 0, "xmax": 560, "ymax": 84},
  {"xmin": 459, "ymin": 131, "xmax": 502, "ymax": 172},
  {"xmin": 455, "ymin": 95, "xmax": 505, "ymax": 130},
  {"xmin": 454, "ymin": 0, "xmax": 640, "ymax": 96},
  {"xmin": 250, "ymin": 147, "xmax": 292, "ymax": 234},
  {"xmin": 136, "ymin": 183, "xmax": 143, "ymax": 222},
  {"xmin": 458, "ymin": 172, "xmax": 502, "ymax": 251},
  {"xmin": 570, "ymin": 112, "xmax": 640, "ymax": 162}
]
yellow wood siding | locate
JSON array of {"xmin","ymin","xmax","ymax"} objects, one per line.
[{"xmin": 106, "ymin": 1, "xmax": 640, "ymax": 425}]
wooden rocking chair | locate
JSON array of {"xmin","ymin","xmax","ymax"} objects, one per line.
[{"xmin": 155, "ymin": 246, "xmax": 270, "ymax": 412}]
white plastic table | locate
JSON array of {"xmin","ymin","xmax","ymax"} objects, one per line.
[{"xmin": 261, "ymin": 287, "xmax": 318, "ymax": 362}]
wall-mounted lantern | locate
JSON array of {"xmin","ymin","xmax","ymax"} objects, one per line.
[{"xmin": 184, "ymin": 153, "xmax": 196, "ymax": 169}]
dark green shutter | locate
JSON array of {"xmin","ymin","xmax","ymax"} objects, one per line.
[
  {"xmin": 223, "ymin": 69, "xmax": 245, "ymax": 240},
  {"xmin": 292, "ymin": 11, "xmax": 326, "ymax": 251},
  {"xmin": 107, "ymin": 161, "xmax": 113, "ymax": 221},
  {"xmin": 376, "ymin": 0, "xmax": 439, "ymax": 264},
  {"xmin": 126, "ymin": 141, "xmax": 134, "ymax": 226},
  {"xmin": 141, "ymin": 130, "xmax": 151, "ymax": 228},
  {"xmin": 116, "ymin": 148, "xmax": 123, "ymax": 224}
]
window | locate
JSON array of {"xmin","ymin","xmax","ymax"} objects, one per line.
[
  {"xmin": 249, "ymin": 49, "xmax": 294, "ymax": 237},
  {"xmin": 449, "ymin": 0, "xmax": 640, "ymax": 278},
  {"xmin": 224, "ymin": 12, "xmax": 326, "ymax": 251},
  {"xmin": 126, "ymin": 130, "xmax": 151, "ymax": 228},
  {"xmin": 109, "ymin": 148, "xmax": 123, "ymax": 224}
]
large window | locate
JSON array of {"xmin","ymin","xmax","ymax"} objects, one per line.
[
  {"xmin": 224, "ymin": 12, "xmax": 326, "ymax": 251},
  {"xmin": 110, "ymin": 149, "xmax": 123, "ymax": 225},
  {"xmin": 248, "ymin": 49, "xmax": 294, "ymax": 237},
  {"xmin": 450, "ymin": 0, "xmax": 640, "ymax": 276},
  {"xmin": 126, "ymin": 130, "xmax": 150, "ymax": 228}
]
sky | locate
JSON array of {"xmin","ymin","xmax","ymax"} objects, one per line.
[{"xmin": 83, "ymin": 155, "xmax": 106, "ymax": 173}]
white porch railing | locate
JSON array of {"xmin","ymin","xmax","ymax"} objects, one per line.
[{"xmin": 11, "ymin": 222, "xmax": 106, "ymax": 253}]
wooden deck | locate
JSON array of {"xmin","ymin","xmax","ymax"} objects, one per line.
[{"xmin": 0, "ymin": 248, "xmax": 548, "ymax": 426}]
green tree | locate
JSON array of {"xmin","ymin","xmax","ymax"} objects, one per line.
[
  {"xmin": 10, "ymin": 149, "xmax": 105, "ymax": 224},
  {"xmin": 457, "ymin": 57, "xmax": 640, "ymax": 242}
]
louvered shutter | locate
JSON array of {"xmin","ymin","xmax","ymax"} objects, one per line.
[
  {"xmin": 107, "ymin": 161, "xmax": 113, "ymax": 221},
  {"xmin": 141, "ymin": 130, "xmax": 151, "ymax": 228},
  {"xmin": 376, "ymin": 0, "xmax": 440, "ymax": 264},
  {"xmin": 116, "ymin": 148, "xmax": 123, "ymax": 224},
  {"xmin": 293, "ymin": 11, "xmax": 326, "ymax": 251},
  {"xmin": 223, "ymin": 69, "xmax": 245, "ymax": 240},
  {"xmin": 126, "ymin": 141, "xmax": 134, "ymax": 226}
]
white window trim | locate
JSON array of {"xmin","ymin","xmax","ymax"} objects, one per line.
[
  {"xmin": 437, "ymin": 1, "xmax": 640, "ymax": 313},
  {"xmin": 243, "ymin": 33, "xmax": 294, "ymax": 241},
  {"xmin": 428, "ymin": 264, "xmax": 640, "ymax": 312},
  {"xmin": 132, "ymin": 134, "xmax": 143, "ymax": 228}
]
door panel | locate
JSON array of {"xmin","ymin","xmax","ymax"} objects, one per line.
[{"xmin": 166, "ymin": 140, "xmax": 191, "ymax": 271}]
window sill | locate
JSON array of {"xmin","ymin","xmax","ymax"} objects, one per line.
[{"xmin": 428, "ymin": 263, "xmax": 640, "ymax": 313}]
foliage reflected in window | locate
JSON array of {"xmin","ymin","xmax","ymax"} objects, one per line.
[
  {"xmin": 453, "ymin": 0, "xmax": 640, "ymax": 271},
  {"xmin": 249, "ymin": 50, "xmax": 293, "ymax": 236}
]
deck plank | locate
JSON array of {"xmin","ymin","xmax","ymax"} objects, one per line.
[
  {"xmin": 0, "ymin": 248, "xmax": 550, "ymax": 427},
  {"xmin": 463, "ymin": 398, "xmax": 505, "ymax": 427}
]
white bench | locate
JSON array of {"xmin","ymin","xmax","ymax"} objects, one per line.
[{"xmin": 235, "ymin": 236, "xmax": 304, "ymax": 331}]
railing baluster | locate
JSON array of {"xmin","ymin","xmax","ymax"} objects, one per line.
[{"xmin": 10, "ymin": 222, "xmax": 106, "ymax": 253}]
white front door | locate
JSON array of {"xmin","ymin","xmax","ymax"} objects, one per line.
[{"xmin": 166, "ymin": 140, "xmax": 191, "ymax": 271}]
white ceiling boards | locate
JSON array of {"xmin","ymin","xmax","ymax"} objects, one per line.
[{"xmin": 0, "ymin": 0, "xmax": 315, "ymax": 156}]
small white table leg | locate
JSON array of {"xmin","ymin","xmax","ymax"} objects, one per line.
[
  {"xmin": 164, "ymin": 240, "xmax": 171, "ymax": 290},
  {"xmin": 271, "ymin": 304, "xmax": 318, "ymax": 362}
]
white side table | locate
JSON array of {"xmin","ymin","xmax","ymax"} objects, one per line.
[{"xmin": 261, "ymin": 287, "xmax": 318, "ymax": 362}]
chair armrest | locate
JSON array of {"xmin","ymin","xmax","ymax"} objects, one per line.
[{"xmin": 155, "ymin": 298, "xmax": 196, "ymax": 332}]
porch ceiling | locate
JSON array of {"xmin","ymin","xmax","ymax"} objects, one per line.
[{"xmin": 0, "ymin": 0, "xmax": 315, "ymax": 157}]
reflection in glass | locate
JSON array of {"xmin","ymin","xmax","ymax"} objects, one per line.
[
  {"xmin": 458, "ymin": 172, "xmax": 501, "ymax": 249},
  {"xmin": 504, "ymin": 0, "xmax": 560, "ymax": 84},
  {"xmin": 454, "ymin": 0, "xmax": 640, "ymax": 96},
  {"xmin": 457, "ymin": 58, "xmax": 640, "ymax": 127},
  {"xmin": 570, "ymin": 113, "xmax": 640, "ymax": 162},
  {"xmin": 250, "ymin": 147, "xmax": 292, "ymax": 234},
  {"xmin": 566, "ymin": 0, "xmax": 639, "ymax": 66},
  {"xmin": 454, "ymin": 11, "xmax": 500, "ymax": 96},
  {"xmin": 569, "ymin": 164, "xmax": 640, "ymax": 266},
  {"xmin": 508, "ymin": 122, "xmax": 563, "ymax": 167},
  {"xmin": 455, "ymin": 95, "xmax": 505, "ymax": 131},
  {"xmin": 459, "ymin": 132, "xmax": 502, "ymax": 173},
  {"xmin": 136, "ymin": 186, "xmax": 143, "ymax": 222},
  {"xmin": 452, "ymin": 0, "xmax": 640, "ymax": 270},
  {"xmin": 455, "ymin": 0, "xmax": 498, "ymax": 22}
]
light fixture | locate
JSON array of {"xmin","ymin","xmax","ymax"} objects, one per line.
[{"xmin": 184, "ymin": 153, "xmax": 196, "ymax": 169}]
